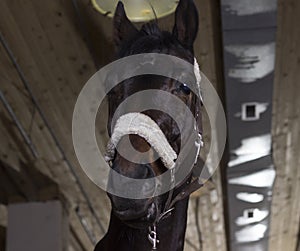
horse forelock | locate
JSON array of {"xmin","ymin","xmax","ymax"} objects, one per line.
[
  {"xmin": 117, "ymin": 22, "xmax": 193, "ymax": 63},
  {"xmin": 141, "ymin": 22, "xmax": 161, "ymax": 36}
]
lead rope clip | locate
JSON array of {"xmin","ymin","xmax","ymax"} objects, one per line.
[{"xmin": 148, "ymin": 225, "xmax": 159, "ymax": 250}]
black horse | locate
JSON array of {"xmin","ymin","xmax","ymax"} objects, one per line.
[{"xmin": 95, "ymin": 0, "xmax": 203, "ymax": 250}]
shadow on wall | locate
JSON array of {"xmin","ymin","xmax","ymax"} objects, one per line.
[
  {"xmin": 0, "ymin": 159, "xmax": 61, "ymax": 205},
  {"xmin": 0, "ymin": 112, "xmax": 62, "ymax": 204}
]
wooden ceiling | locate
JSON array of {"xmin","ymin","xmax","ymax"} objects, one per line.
[{"xmin": 0, "ymin": 0, "xmax": 299, "ymax": 250}]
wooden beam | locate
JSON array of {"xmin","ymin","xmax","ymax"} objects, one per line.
[{"xmin": 268, "ymin": 0, "xmax": 300, "ymax": 250}]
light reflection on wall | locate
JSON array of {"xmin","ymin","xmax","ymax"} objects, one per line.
[
  {"xmin": 235, "ymin": 224, "xmax": 267, "ymax": 243},
  {"xmin": 229, "ymin": 134, "xmax": 271, "ymax": 167},
  {"xmin": 229, "ymin": 169, "xmax": 276, "ymax": 188},
  {"xmin": 236, "ymin": 192, "xmax": 264, "ymax": 203},
  {"xmin": 225, "ymin": 43, "xmax": 275, "ymax": 83},
  {"xmin": 223, "ymin": 0, "xmax": 277, "ymax": 16},
  {"xmin": 236, "ymin": 208, "xmax": 269, "ymax": 226}
]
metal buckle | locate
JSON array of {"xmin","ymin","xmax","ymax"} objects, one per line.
[{"xmin": 148, "ymin": 225, "xmax": 159, "ymax": 250}]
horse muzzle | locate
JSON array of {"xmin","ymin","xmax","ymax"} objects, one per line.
[
  {"xmin": 109, "ymin": 195, "xmax": 158, "ymax": 228},
  {"xmin": 107, "ymin": 158, "xmax": 160, "ymax": 228}
]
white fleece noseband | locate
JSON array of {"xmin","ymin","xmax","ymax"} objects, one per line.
[
  {"xmin": 105, "ymin": 113, "xmax": 177, "ymax": 169},
  {"xmin": 105, "ymin": 58, "xmax": 202, "ymax": 169}
]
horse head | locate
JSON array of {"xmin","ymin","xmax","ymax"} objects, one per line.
[{"xmin": 105, "ymin": 0, "xmax": 201, "ymax": 229}]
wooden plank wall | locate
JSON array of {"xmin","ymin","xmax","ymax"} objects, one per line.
[
  {"xmin": 191, "ymin": 1, "xmax": 227, "ymax": 250},
  {"xmin": 269, "ymin": 0, "xmax": 300, "ymax": 250},
  {"xmin": 0, "ymin": 0, "xmax": 110, "ymax": 250}
]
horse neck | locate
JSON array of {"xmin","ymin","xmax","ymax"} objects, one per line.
[{"xmin": 96, "ymin": 197, "xmax": 190, "ymax": 251}]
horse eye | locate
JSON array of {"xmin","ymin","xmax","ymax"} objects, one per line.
[{"xmin": 179, "ymin": 84, "xmax": 191, "ymax": 95}]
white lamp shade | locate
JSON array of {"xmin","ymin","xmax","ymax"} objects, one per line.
[{"xmin": 91, "ymin": 0, "xmax": 178, "ymax": 22}]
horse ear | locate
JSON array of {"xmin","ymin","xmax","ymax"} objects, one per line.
[
  {"xmin": 113, "ymin": 2, "xmax": 138, "ymax": 48},
  {"xmin": 172, "ymin": 0, "xmax": 199, "ymax": 51}
]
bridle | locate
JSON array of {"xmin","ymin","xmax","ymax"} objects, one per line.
[
  {"xmin": 105, "ymin": 58, "xmax": 204, "ymax": 250},
  {"xmin": 147, "ymin": 100, "xmax": 203, "ymax": 250}
]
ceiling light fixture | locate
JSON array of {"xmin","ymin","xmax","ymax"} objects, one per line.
[{"xmin": 91, "ymin": 0, "xmax": 178, "ymax": 22}]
